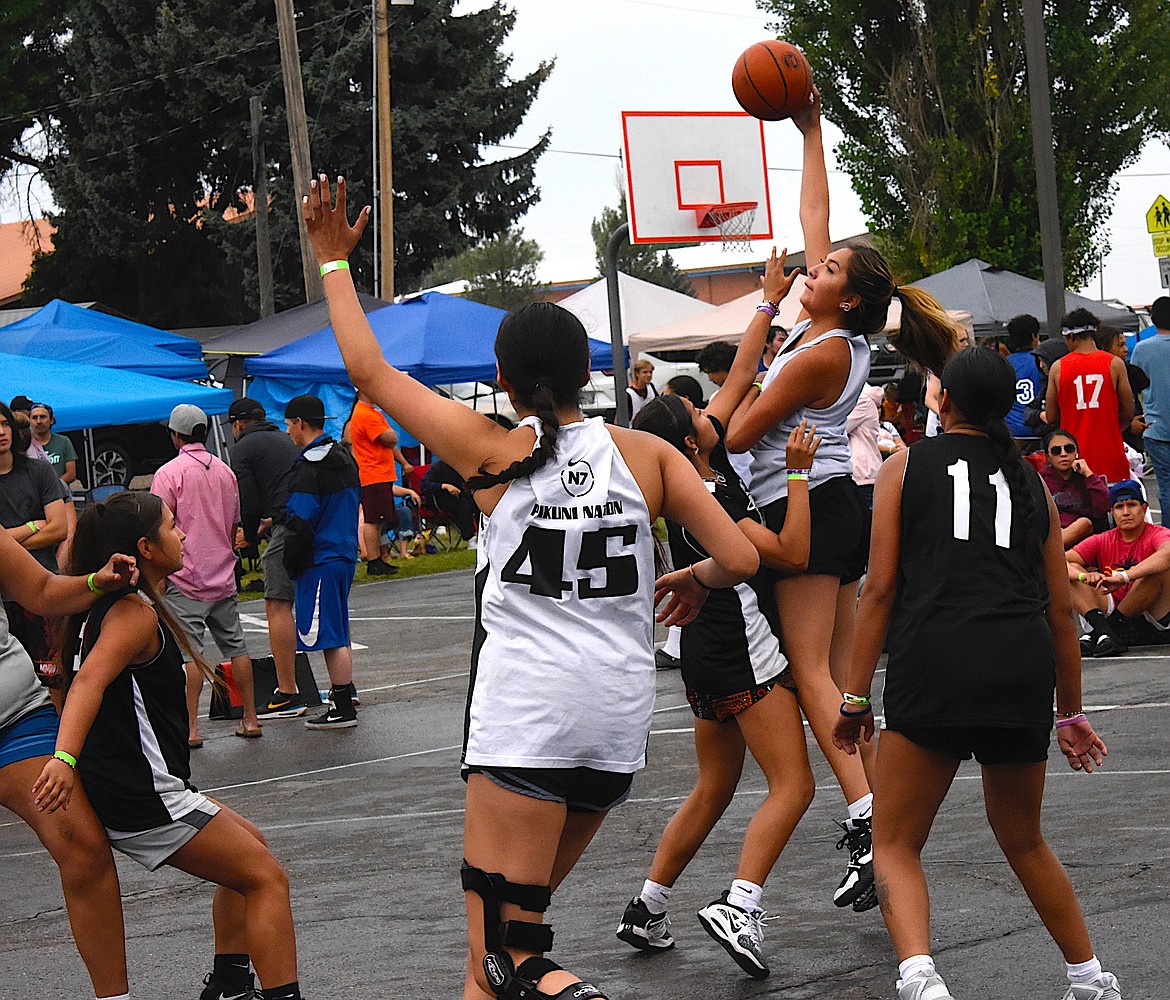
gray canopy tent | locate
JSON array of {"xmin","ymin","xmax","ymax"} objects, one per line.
[{"xmin": 911, "ymin": 259, "xmax": 1140, "ymax": 338}]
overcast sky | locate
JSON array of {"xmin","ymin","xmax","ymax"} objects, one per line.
[{"xmin": 463, "ymin": 0, "xmax": 1170, "ymax": 307}]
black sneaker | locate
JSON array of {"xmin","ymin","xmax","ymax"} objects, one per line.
[
  {"xmin": 851, "ymin": 880, "xmax": 879, "ymax": 912},
  {"xmin": 1086, "ymin": 632, "xmax": 1128, "ymax": 657},
  {"xmin": 256, "ymin": 690, "xmax": 307, "ymax": 719},
  {"xmin": 655, "ymin": 649, "xmax": 681, "ymax": 670},
  {"xmin": 366, "ymin": 558, "xmax": 398, "ymax": 576},
  {"xmin": 833, "ymin": 817, "xmax": 874, "ymax": 907},
  {"xmin": 616, "ymin": 896, "xmax": 674, "ymax": 951},
  {"xmin": 199, "ymin": 971, "xmax": 256, "ymax": 1000},
  {"xmin": 305, "ymin": 705, "xmax": 358, "ymax": 730}
]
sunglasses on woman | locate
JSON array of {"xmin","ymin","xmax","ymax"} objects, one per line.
[{"xmin": 1048, "ymin": 443, "xmax": 1077, "ymax": 456}]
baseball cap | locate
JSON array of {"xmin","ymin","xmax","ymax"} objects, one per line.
[
  {"xmin": 1108, "ymin": 480, "xmax": 1145, "ymax": 505},
  {"xmin": 284, "ymin": 395, "xmax": 327, "ymax": 424},
  {"xmin": 168, "ymin": 404, "xmax": 208, "ymax": 435},
  {"xmin": 227, "ymin": 397, "xmax": 266, "ymax": 422}
]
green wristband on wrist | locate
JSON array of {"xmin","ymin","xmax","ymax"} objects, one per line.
[
  {"xmin": 320, "ymin": 259, "xmax": 350, "ymax": 278},
  {"xmin": 53, "ymin": 750, "xmax": 77, "ymax": 769},
  {"xmin": 26, "ymin": 520, "xmax": 39, "ymax": 534},
  {"xmin": 87, "ymin": 573, "xmax": 105, "ymax": 596},
  {"xmin": 842, "ymin": 692, "xmax": 871, "ymax": 706}
]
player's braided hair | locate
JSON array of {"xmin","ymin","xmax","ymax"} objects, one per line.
[
  {"xmin": 467, "ymin": 302, "xmax": 590, "ymax": 492},
  {"xmin": 941, "ymin": 348, "xmax": 1044, "ymax": 569}
]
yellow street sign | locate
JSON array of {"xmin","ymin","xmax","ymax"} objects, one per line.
[
  {"xmin": 1148, "ymin": 194, "xmax": 1170, "ymax": 234},
  {"xmin": 1155, "ymin": 233, "xmax": 1170, "ymax": 257}
]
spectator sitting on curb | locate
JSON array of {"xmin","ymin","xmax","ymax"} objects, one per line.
[
  {"xmin": 1067, "ymin": 479, "xmax": 1170, "ymax": 657},
  {"xmin": 1040, "ymin": 429, "xmax": 1110, "ymax": 549}
]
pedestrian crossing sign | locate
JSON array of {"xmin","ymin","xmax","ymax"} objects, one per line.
[{"xmin": 1148, "ymin": 195, "xmax": 1170, "ymax": 234}]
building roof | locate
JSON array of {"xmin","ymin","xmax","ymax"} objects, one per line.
[{"xmin": 0, "ymin": 219, "xmax": 54, "ymax": 306}]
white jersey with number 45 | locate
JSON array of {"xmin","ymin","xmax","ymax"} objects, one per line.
[{"xmin": 464, "ymin": 416, "xmax": 656, "ymax": 773}]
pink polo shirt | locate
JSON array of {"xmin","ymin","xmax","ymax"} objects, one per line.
[{"xmin": 150, "ymin": 444, "xmax": 241, "ymax": 602}]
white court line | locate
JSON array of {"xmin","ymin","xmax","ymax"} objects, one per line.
[
  {"xmin": 239, "ymin": 611, "xmax": 367, "ymax": 649},
  {"xmin": 349, "ymin": 616, "xmax": 474, "ymax": 621},
  {"xmin": 358, "ymin": 671, "xmax": 469, "ymax": 694}
]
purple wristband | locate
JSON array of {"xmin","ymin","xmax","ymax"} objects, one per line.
[{"xmin": 1055, "ymin": 713, "xmax": 1087, "ymax": 729}]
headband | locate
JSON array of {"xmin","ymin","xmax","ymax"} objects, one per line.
[{"xmin": 1061, "ymin": 325, "xmax": 1095, "ymax": 336}]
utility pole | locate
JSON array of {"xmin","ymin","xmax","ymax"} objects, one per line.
[
  {"xmin": 1022, "ymin": 0, "xmax": 1065, "ymax": 337},
  {"xmin": 275, "ymin": 0, "xmax": 324, "ymax": 303},
  {"xmin": 375, "ymin": 0, "xmax": 410, "ymax": 301},
  {"xmin": 250, "ymin": 96, "xmax": 275, "ymax": 317}
]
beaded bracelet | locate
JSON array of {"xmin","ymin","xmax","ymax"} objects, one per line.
[{"xmin": 1055, "ymin": 713, "xmax": 1087, "ymax": 729}]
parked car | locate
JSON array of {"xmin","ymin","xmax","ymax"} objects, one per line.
[{"xmin": 65, "ymin": 422, "xmax": 177, "ymax": 488}]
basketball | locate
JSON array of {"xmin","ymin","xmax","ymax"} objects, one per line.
[{"xmin": 731, "ymin": 40, "xmax": 813, "ymax": 121}]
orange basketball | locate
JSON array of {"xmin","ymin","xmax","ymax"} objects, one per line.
[{"xmin": 731, "ymin": 40, "xmax": 813, "ymax": 121}]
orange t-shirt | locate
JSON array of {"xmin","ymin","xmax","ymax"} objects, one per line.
[{"xmin": 349, "ymin": 401, "xmax": 398, "ymax": 486}]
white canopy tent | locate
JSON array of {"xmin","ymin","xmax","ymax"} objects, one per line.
[{"xmin": 558, "ymin": 272, "xmax": 715, "ymax": 346}]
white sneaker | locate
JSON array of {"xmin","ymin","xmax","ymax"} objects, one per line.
[
  {"xmin": 896, "ymin": 970, "xmax": 955, "ymax": 1000},
  {"xmin": 1062, "ymin": 972, "xmax": 1122, "ymax": 1000},
  {"xmin": 697, "ymin": 892, "xmax": 769, "ymax": 979}
]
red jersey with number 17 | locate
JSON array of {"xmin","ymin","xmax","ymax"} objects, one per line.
[{"xmin": 1056, "ymin": 350, "xmax": 1129, "ymax": 482}]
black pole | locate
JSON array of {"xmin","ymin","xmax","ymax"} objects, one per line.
[
  {"xmin": 1023, "ymin": 0, "xmax": 1066, "ymax": 338},
  {"xmin": 605, "ymin": 223, "xmax": 630, "ymax": 426}
]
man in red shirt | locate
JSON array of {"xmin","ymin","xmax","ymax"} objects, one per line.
[
  {"xmin": 1045, "ymin": 308, "xmax": 1134, "ymax": 483},
  {"xmin": 1067, "ymin": 479, "xmax": 1170, "ymax": 656}
]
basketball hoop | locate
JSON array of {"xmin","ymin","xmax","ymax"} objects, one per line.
[{"xmin": 695, "ymin": 201, "xmax": 758, "ymax": 252}]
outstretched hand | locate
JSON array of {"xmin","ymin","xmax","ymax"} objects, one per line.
[
  {"xmin": 761, "ymin": 247, "xmax": 801, "ymax": 304},
  {"xmin": 301, "ymin": 175, "xmax": 370, "ymax": 267}
]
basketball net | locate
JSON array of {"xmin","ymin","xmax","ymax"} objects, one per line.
[{"xmin": 696, "ymin": 201, "xmax": 758, "ymax": 253}]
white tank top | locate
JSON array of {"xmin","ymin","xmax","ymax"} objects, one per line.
[
  {"xmin": 749, "ymin": 319, "xmax": 871, "ymax": 506},
  {"xmin": 464, "ymin": 417, "xmax": 656, "ymax": 772}
]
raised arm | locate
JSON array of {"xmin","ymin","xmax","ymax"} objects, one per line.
[
  {"xmin": 792, "ymin": 87, "xmax": 829, "ymax": 325},
  {"xmin": 705, "ymin": 248, "xmax": 799, "ymax": 428},
  {"xmin": 0, "ymin": 530, "xmax": 137, "ymax": 615},
  {"xmin": 302, "ymin": 175, "xmax": 512, "ymax": 481}
]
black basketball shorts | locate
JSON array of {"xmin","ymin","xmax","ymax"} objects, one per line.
[{"xmin": 761, "ymin": 474, "xmax": 867, "ymax": 584}]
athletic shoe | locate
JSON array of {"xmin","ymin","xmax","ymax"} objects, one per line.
[
  {"xmin": 615, "ymin": 896, "xmax": 674, "ymax": 951},
  {"xmin": 896, "ymin": 970, "xmax": 955, "ymax": 1000},
  {"xmin": 328, "ymin": 682, "xmax": 361, "ymax": 707},
  {"xmin": 1084, "ymin": 632, "xmax": 1128, "ymax": 657},
  {"xmin": 1079, "ymin": 631, "xmax": 1097, "ymax": 656},
  {"xmin": 1062, "ymin": 972, "xmax": 1123, "ymax": 1000},
  {"xmin": 305, "ymin": 706, "xmax": 358, "ymax": 729},
  {"xmin": 655, "ymin": 648, "xmax": 681, "ymax": 670},
  {"xmin": 833, "ymin": 817, "xmax": 874, "ymax": 907},
  {"xmin": 199, "ymin": 970, "xmax": 256, "ymax": 1000},
  {"xmin": 697, "ymin": 892, "xmax": 769, "ymax": 979},
  {"xmin": 851, "ymin": 879, "xmax": 879, "ymax": 912},
  {"xmin": 366, "ymin": 558, "xmax": 398, "ymax": 576},
  {"xmin": 256, "ymin": 690, "xmax": 307, "ymax": 719}
]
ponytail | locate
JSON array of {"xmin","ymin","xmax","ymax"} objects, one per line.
[
  {"xmin": 891, "ymin": 285, "xmax": 962, "ymax": 377},
  {"xmin": 467, "ymin": 385, "xmax": 561, "ymax": 491}
]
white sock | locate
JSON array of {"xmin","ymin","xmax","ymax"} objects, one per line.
[
  {"xmin": 898, "ymin": 955, "xmax": 936, "ymax": 983},
  {"xmin": 1067, "ymin": 957, "xmax": 1102, "ymax": 985},
  {"xmin": 726, "ymin": 878, "xmax": 763, "ymax": 913},
  {"xmin": 97, "ymin": 994, "xmax": 130, "ymax": 1000},
  {"xmin": 847, "ymin": 792, "xmax": 874, "ymax": 826},
  {"xmin": 640, "ymin": 879, "xmax": 671, "ymax": 914},
  {"xmin": 664, "ymin": 625, "xmax": 682, "ymax": 658}
]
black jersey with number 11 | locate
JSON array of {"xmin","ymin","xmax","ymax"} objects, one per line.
[{"xmin": 883, "ymin": 434, "xmax": 1055, "ymax": 732}]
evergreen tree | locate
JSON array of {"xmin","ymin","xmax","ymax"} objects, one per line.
[
  {"xmin": 591, "ymin": 198, "xmax": 694, "ymax": 296},
  {"xmin": 18, "ymin": 0, "xmax": 550, "ymax": 326},
  {"xmin": 761, "ymin": 0, "xmax": 1170, "ymax": 286},
  {"xmin": 457, "ymin": 230, "xmax": 545, "ymax": 311}
]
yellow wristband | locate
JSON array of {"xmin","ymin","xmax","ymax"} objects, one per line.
[
  {"xmin": 320, "ymin": 259, "xmax": 350, "ymax": 278},
  {"xmin": 1077, "ymin": 572, "xmax": 1087, "ymax": 583},
  {"xmin": 26, "ymin": 520, "xmax": 39, "ymax": 534}
]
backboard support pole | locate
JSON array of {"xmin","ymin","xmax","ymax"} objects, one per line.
[{"xmin": 605, "ymin": 223, "xmax": 631, "ymax": 427}]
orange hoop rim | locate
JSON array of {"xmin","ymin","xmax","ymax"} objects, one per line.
[{"xmin": 694, "ymin": 200, "xmax": 758, "ymax": 229}]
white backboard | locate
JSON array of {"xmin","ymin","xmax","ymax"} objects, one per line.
[{"xmin": 621, "ymin": 111, "xmax": 772, "ymax": 245}]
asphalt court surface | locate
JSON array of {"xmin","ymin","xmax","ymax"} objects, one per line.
[{"xmin": 2, "ymin": 569, "xmax": 1166, "ymax": 999}]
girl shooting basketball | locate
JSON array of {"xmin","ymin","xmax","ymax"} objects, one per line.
[
  {"xmin": 301, "ymin": 174, "xmax": 759, "ymax": 1000},
  {"xmin": 724, "ymin": 86, "xmax": 960, "ymax": 910},
  {"xmin": 833, "ymin": 348, "xmax": 1120, "ymax": 1000}
]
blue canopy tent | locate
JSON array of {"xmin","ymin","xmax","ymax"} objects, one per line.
[
  {"xmin": 0, "ymin": 352, "xmax": 232, "ymax": 431},
  {"xmin": 3, "ymin": 299, "xmax": 204, "ymax": 357},
  {"xmin": 0, "ymin": 300, "xmax": 208, "ymax": 379},
  {"xmin": 245, "ymin": 291, "xmax": 622, "ymax": 441}
]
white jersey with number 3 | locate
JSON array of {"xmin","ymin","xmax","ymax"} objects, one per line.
[{"xmin": 464, "ymin": 417, "xmax": 656, "ymax": 773}]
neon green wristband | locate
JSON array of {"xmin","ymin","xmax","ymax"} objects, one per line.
[
  {"xmin": 26, "ymin": 520, "xmax": 39, "ymax": 534},
  {"xmin": 53, "ymin": 750, "xmax": 77, "ymax": 769},
  {"xmin": 320, "ymin": 259, "xmax": 351, "ymax": 278},
  {"xmin": 87, "ymin": 573, "xmax": 105, "ymax": 595},
  {"xmin": 842, "ymin": 692, "xmax": 871, "ymax": 707}
]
